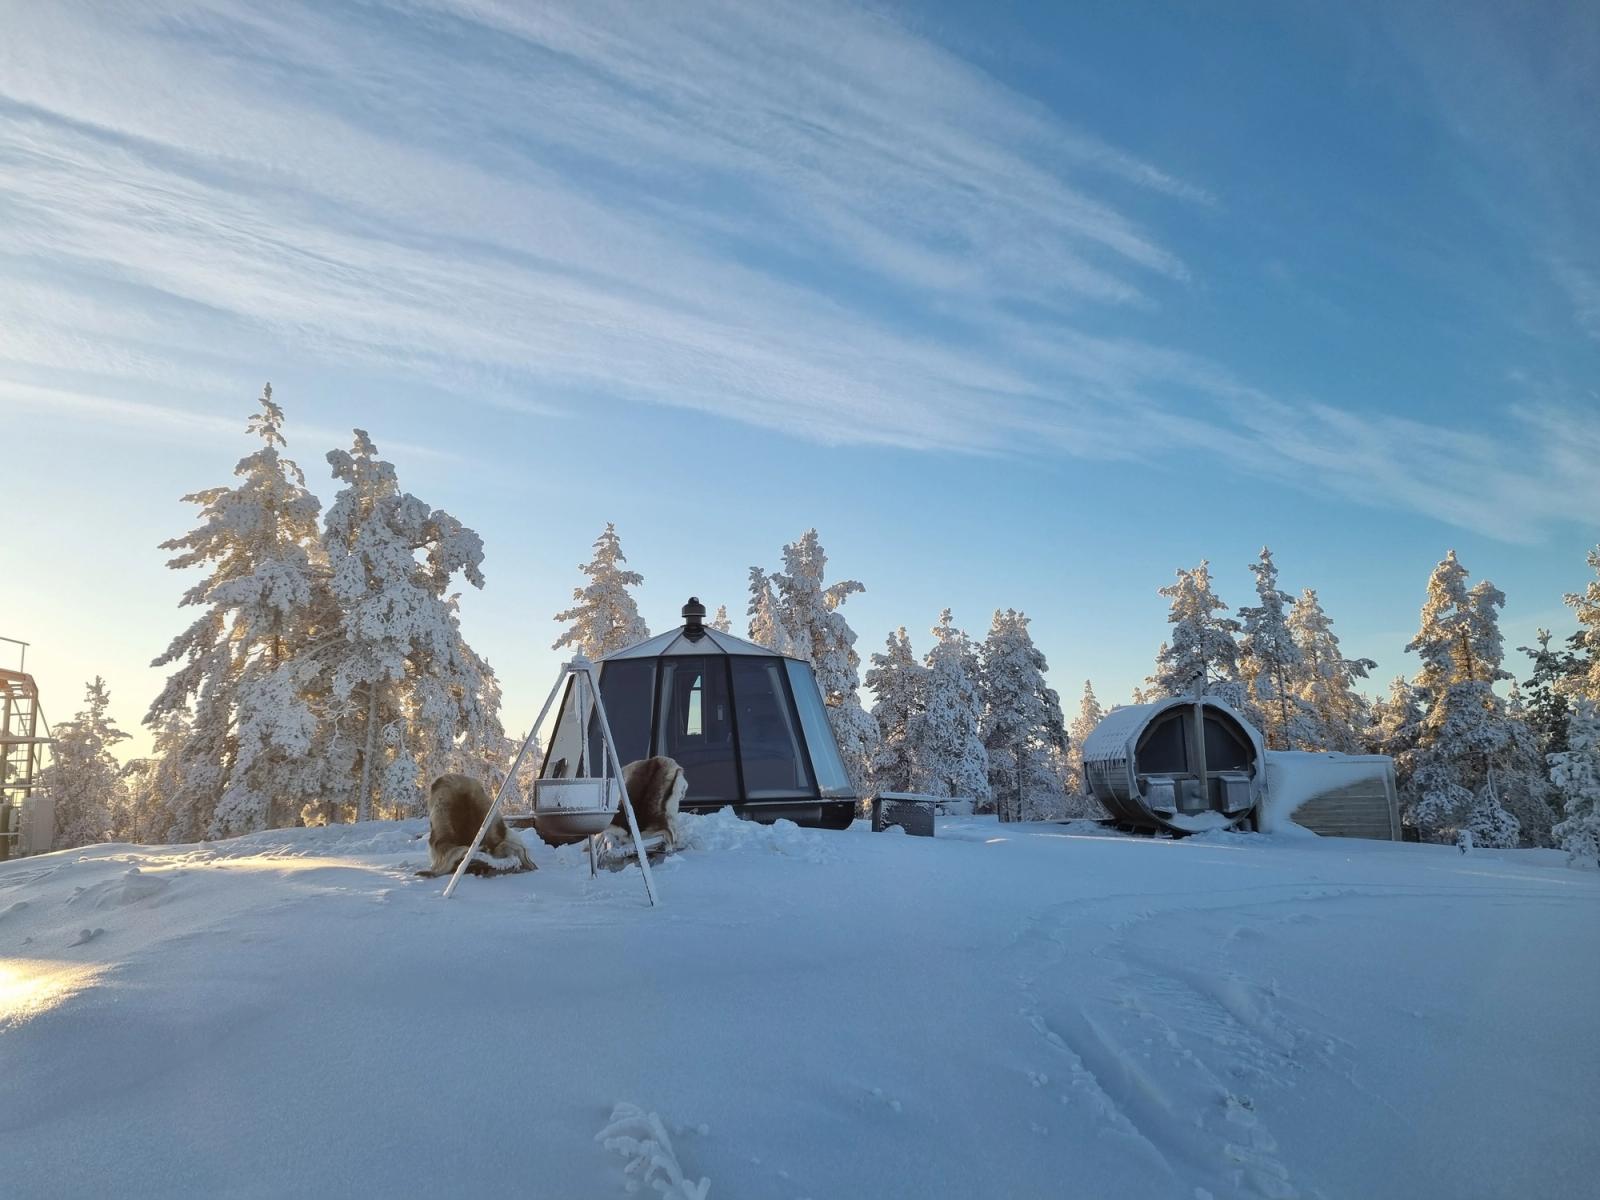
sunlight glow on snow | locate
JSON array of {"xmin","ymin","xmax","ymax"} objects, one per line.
[
  {"xmin": 0, "ymin": 959, "xmax": 104, "ymax": 1027},
  {"xmin": 193, "ymin": 854, "xmax": 404, "ymax": 877}
]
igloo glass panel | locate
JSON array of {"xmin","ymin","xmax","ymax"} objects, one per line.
[
  {"xmin": 542, "ymin": 677, "xmax": 591, "ymax": 778},
  {"xmin": 784, "ymin": 659, "xmax": 853, "ymax": 797},
  {"xmin": 732, "ymin": 658, "xmax": 815, "ymax": 798},
  {"xmin": 593, "ymin": 659, "xmax": 654, "ymax": 768},
  {"xmin": 656, "ymin": 657, "xmax": 739, "ymax": 802}
]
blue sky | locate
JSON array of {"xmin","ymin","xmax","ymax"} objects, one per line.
[{"xmin": 3, "ymin": 0, "xmax": 1596, "ymax": 757}]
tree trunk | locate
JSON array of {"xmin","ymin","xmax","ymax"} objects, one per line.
[
  {"xmin": 1013, "ymin": 742, "xmax": 1025, "ymax": 824},
  {"xmin": 1276, "ymin": 663, "xmax": 1291, "ymax": 750},
  {"xmin": 358, "ymin": 684, "xmax": 378, "ymax": 823}
]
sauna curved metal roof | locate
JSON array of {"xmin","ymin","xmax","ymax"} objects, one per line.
[{"xmin": 1081, "ymin": 694, "xmax": 1262, "ymax": 765}]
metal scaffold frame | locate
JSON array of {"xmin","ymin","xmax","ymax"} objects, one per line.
[{"xmin": 1, "ymin": 637, "xmax": 54, "ymax": 860}]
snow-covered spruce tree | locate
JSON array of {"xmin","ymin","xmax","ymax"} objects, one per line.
[
  {"xmin": 760, "ymin": 531, "xmax": 881, "ymax": 797},
  {"xmin": 1518, "ymin": 629, "xmax": 1583, "ymax": 757},
  {"xmin": 1237, "ymin": 548, "xmax": 1318, "ymax": 750},
  {"xmin": 1462, "ymin": 773, "xmax": 1523, "ymax": 851},
  {"xmin": 504, "ymin": 727, "xmax": 545, "ymax": 808},
  {"xmin": 1065, "ymin": 680, "xmax": 1104, "ymax": 796},
  {"xmin": 146, "ymin": 386, "xmax": 329, "ymax": 838},
  {"xmin": 40, "ymin": 677, "xmax": 129, "ymax": 849},
  {"xmin": 1498, "ymin": 703, "xmax": 1560, "ymax": 847},
  {"xmin": 1044, "ymin": 741, "xmax": 1100, "ymax": 818},
  {"xmin": 552, "ymin": 523, "xmax": 650, "ymax": 660},
  {"xmin": 866, "ymin": 627, "xmax": 927, "ymax": 796},
  {"xmin": 1550, "ymin": 699, "xmax": 1600, "ymax": 867},
  {"xmin": 318, "ymin": 431, "xmax": 503, "ymax": 822},
  {"xmin": 710, "ymin": 605, "xmax": 731, "ymax": 634},
  {"xmin": 119, "ymin": 707, "xmax": 191, "ymax": 842},
  {"xmin": 1562, "ymin": 545, "xmax": 1600, "ymax": 702},
  {"xmin": 979, "ymin": 609, "xmax": 1068, "ymax": 823},
  {"xmin": 746, "ymin": 567, "xmax": 800, "ymax": 657},
  {"xmin": 415, "ymin": 606, "xmax": 508, "ymax": 789},
  {"xmin": 1403, "ymin": 551, "xmax": 1531, "ymax": 846},
  {"xmin": 1147, "ymin": 561, "xmax": 1253, "ymax": 716},
  {"xmin": 1368, "ymin": 675, "xmax": 1423, "ymax": 812},
  {"xmin": 906, "ymin": 611, "xmax": 989, "ymax": 808},
  {"xmin": 1286, "ymin": 588, "xmax": 1377, "ymax": 752}
]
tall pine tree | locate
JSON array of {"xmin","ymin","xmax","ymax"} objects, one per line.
[
  {"xmin": 979, "ymin": 609, "xmax": 1068, "ymax": 823},
  {"xmin": 1518, "ymin": 628, "xmax": 1582, "ymax": 756},
  {"xmin": 1148, "ymin": 561, "xmax": 1253, "ymax": 716},
  {"xmin": 41, "ymin": 677, "xmax": 129, "ymax": 849},
  {"xmin": 146, "ymin": 386, "xmax": 329, "ymax": 837},
  {"xmin": 1066, "ymin": 680, "xmax": 1104, "ymax": 796},
  {"xmin": 1550, "ymin": 699, "xmax": 1600, "ymax": 867},
  {"xmin": 747, "ymin": 567, "xmax": 800, "ymax": 657},
  {"xmin": 1562, "ymin": 545, "xmax": 1600, "ymax": 702},
  {"xmin": 1404, "ymin": 551, "xmax": 1539, "ymax": 846},
  {"xmin": 866, "ymin": 627, "xmax": 927, "ymax": 796},
  {"xmin": 1287, "ymin": 589, "xmax": 1376, "ymax": 752},
  {"xmin": 907, "ymin": 611, "xmax": 989, "ymax": 808},
  {"xmin": 1237, "ymin": 548, "xmax": 1317, "ymax": 750},
  {"xmin": 757, "ymin": 531, "xmax": 881, "ymax": 798},
  {"xmin": 317, "ymin": 431, "xmax": 503, "ymax": 822},
  {"xmin": 1368, "ymin": 675, "xmax": 1423, "ymax": 809},
  {"xmin": 552, "ymin": 523, "xmax": 650, "ymax": 659},
  {"xmin": 120, "ymin": 707, "xmax": 191, "ymax": 843}
]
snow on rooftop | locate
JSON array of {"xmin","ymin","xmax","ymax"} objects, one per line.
[
  {"xmin": 1080, "ymin": 700, "xmax": 1165, "ymax": 762},
  {"xmin": 603, "ymin": 626, "xmax": 788, "ymax": 660},
  {"xmin": 2, "ymin": 815, "xmax": 1597, "ymax": 1198}
]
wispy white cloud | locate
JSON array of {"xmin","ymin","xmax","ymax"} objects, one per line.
[
  {"xmin": 1551, "ymin": 258, "xmax": 1600, "ymax": 342},
  {"xmin": 0, "ymin": 0, "xmax": 1591, "ymax": 539},
  {"xmin": 1, "ymin": 379, "xmax": 457, "ymax": 463}
]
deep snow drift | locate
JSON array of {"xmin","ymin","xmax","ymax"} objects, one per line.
[{"xmin": 2, "ymin": 814, "xmax": 1596, "ymax": 1199}]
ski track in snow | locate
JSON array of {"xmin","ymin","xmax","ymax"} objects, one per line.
[
  {"xmin": 1011, "ymin": 893, "xmax": 1318, "ymax": 1198},
  {"xmin": 1003, "ymin": 867, "xmax": 1596, "ymax": 1200}
]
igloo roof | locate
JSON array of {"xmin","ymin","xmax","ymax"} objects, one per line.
[{"xmin": 602, "ymin": 625, "xmax": 788, "ymax": 661}]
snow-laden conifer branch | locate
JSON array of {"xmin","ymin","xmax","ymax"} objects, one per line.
[{"xmin": 596, "ymin": 1103, "xmax": 711, "ymax": 1200}]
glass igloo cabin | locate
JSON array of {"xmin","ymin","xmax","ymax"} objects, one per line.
[{"xmin": 540, "ymin": 599, "xmax": 857, "ymax": 828}]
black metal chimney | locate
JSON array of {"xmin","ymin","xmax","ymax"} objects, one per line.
[{"xmin": 682, "ymin": 596, "xmax": 708, "ymax": 640}]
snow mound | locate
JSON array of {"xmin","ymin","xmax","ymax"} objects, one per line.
[
  {"xmin": 678, "ymin": 808, "xmax": 837, "ymax": 863},
  {"xmin": 66, "ymin": 866, "xmax": 172, "ymax": 910},
  {"xmin": 203, "ymin": 820, "xmax": 429, "ymax": 860}
]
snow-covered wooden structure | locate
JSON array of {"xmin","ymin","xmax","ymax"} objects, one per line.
[
  {"xmin": 1262, "ymin": 751, "xmax": 1400, "ymax": 840},
  {"xmin": 1082, "ymin": 696, "xmax": 1266, "ymax": 834},
  {"xmin": 542, "ymin": 599, "xmax": 857, "ymax": 829}
]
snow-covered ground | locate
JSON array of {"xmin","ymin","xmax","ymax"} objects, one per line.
[{"xmin": 2, "ymin": 815, "xmax": 1596, "ymax": 1200}]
